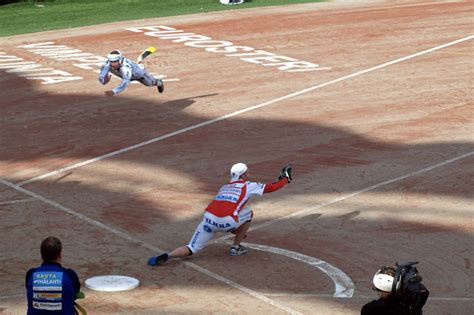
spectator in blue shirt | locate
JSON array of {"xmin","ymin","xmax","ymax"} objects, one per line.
[{"xmin": 25, "ymin": 236, "xmax": 81, "ymax": 315}]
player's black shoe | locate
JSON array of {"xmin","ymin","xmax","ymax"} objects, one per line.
[
  {"xmin": 148, "ymin": 253, "xmax": 169, "ymax": 266},
  {"xmin": 230, "ymin": 245, "xmax": 248, "ymax": 256},
  {"xmin": 156, "ymin": 79, "xmax": 164, "ymax": 93}
]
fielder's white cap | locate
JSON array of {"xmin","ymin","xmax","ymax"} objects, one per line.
[
  {"xmin": 373, "ymin": 270, "xmax": 399, "ymax": 292},
  {"xmin": 107, "ymin": 50, "xmax": 122, "ymax": 62},
  {"xmin": 230, "ymin": 163, "xmax": 248, "ymax": 181}
]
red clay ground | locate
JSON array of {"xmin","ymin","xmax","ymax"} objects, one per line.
[{"xmin": 0, "ymin": 0, "xmax": 473, "ymax": 314}]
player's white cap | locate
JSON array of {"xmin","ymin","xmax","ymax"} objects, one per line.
[
  {"xmin": 107, "ymin": 50, "xmax": 122, "ymax": 62},
  {"xmin": 230, "ymin": 163, "xmax": 248, "ymax": 181},
  {"xmin": 373, "ymin": 269, "xmax": 399, "ymax": 292}
]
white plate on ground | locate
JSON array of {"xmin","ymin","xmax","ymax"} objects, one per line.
[{"xmin": 85, "ymin": 275, "xmax": 139, "ymax": 292}]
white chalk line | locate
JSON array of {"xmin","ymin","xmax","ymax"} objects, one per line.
[
  {"xmin": 0, "ymin": 198, "xmax": 34, "ymax": 205},
  {"xmin": 189, "ymin": 263, "xmax": 301, "ymax": 315},
  {"xmin": 16, "ymin": 34, "xmax": 474, "ymax": 187},
  {"xmin": 2, "ymin": 293, "xmax": 471, "ymax": 304},
  {"xmin": 3, "ymin": 291, "xmax": 471, "ymax": 302},
  {"xmin": 0, "ymin": 178, "xmax": 301, "ymax": 315},
  {"xmin": 223, "ymin": 241, "xmax": 354, "ymax": 298},
  {"xmin": 262, "ymin": 293, "xmax": 474, "ymax": 301}
]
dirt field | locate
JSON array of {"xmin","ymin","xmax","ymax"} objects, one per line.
[{"xmin": 0, "ymin": 0, "xmax": 472, "ymax": 314}]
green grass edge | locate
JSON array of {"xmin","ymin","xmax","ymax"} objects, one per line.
[{"xmin": 0, "ymin": 0, "xmax": 325, "ymax": 37}]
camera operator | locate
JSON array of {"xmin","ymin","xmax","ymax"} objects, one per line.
[{"xmin": 361, "ymin": 266, "xmax": 414, "ymax": 315}]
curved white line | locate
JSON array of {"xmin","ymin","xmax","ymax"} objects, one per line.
[{"xmin": 225, "ymin": 241, "xmax": 354, "ymax": 298}]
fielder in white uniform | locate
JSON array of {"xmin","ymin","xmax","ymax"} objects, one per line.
[
  {"xmin": 98, "ymin": 50, "xmax": 164, "ymax": 96},
  {"xmin": 148, "ymin": 162, "xmax": 292, "ymax": 266}
]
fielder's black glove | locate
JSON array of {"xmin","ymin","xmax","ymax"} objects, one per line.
[{"xmin": 279, "ymin": 164, "xmax": 292, "ymax": 183}]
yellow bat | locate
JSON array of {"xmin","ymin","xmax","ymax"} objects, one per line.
[{"xmin": 137, "ymin": 46, "xmax": 157, "ymax": 64}]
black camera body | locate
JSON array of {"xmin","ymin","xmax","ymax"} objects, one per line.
[{"xmin": 391, "ymin": 261, "xmax": 429, "ymax": 314}]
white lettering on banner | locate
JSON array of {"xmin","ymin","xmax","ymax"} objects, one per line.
[
  {"xmin": 0, "ymin": 55, "xmax": 23, "ymax": 61},
  {"xmin": 33, "ymin": 292, "xmax": 62, "ymax": 301},
  {"xmin": 32, "ymin": 271, "xmax": 63, "ymax": 291},
  {"xmin": 216, "ymin": 195, "xmax": 238, "ymax": 202},
  {"xmin": 186, "ymin": 40, "xmax": 233, "ymax": 48},
  {"xmin": 33, "ymin": 285, "xmax": 63, "ymax": 291},
  {"xmin": 27, "ymin": 72, "xmax": 84, "ymax": 84},
  {"xmin": 0, "ymin": 52, "xmax": 82, "ymax": 84},
  {"xmin": 190, "ymin": 230, "xmax": 200, "ymax": 248},
  {"xmin": 125, "ymin": 25, "xmax": 331, "ymax": 72},
  {"xmin": 205, "ymin": 218, "xmax": 231, "ymax": 228},
  {"xmin": 214, "ymin": 184, "xmax": 242, "ymax": 203},
  {"xmin": 18, "ymin": 42, "xmax": 106, "ymax": 72},
  {"xmin": 33, "ymin": 278, "xmax": 62, "ymax": 285},
  {"xmin": 207, "ymin": 46, "xmax": 253, "ymax": 53},
  {"xmin": 38, "ymin": 49, "xmax": 84, "ymax": 56},
  {"xmin": 21, "ymin": 43, "xmax": 69, "ymax": 49},
  {"xmin": 0, "ymin": 62, "xmax": 48, "ymax": 71},
  {"xmin": 17, "ymin": 41, "xmax": 178, "ymax": 83},
  {"xmin": 32, "ymin": 301, "xmax": 62, "ymax": 311}
]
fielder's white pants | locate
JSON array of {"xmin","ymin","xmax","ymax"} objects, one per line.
[{"xmin": 186, "ymin": 208, "xmax": 253, "ymax": 254}]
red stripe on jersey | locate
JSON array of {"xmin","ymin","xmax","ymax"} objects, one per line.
[
  {"xmin": 206, "ymin": 181, "xmax": 247, "ymax": 218},
  {"xmin": 263, "ymin": 177, "xmax": 288, "ymax": 193}
]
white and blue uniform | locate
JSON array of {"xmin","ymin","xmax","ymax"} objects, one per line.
[
  {"xmin": 26, "ymin": 262, "xmax": 80, "ymax": 314},
  {"xmin": 98, "ymin": 57, "xmax": 158, "ymax": 95},
  {"xmin": 186, "ymin": 180, "xmax": 265, "ymax": 254}
]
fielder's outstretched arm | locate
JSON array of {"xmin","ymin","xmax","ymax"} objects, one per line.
[
  {"xmin": 263, "ymin": 177, "xmax": 289, "ymax": 193},
  {"xmin": 263, "ymin": 164, "xmax": 292, "ymax": 193}
]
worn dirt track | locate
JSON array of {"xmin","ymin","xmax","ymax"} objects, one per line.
[{"xmin": 0, "ymin": 1, "xmax": 472, "ymax": 314}]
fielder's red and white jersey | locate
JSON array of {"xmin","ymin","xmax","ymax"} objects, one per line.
[{"xmin": 206, "ymin": 180, "xmax": 265, "ymax": 219}]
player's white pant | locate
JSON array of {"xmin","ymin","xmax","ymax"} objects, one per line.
[
  {"xmin": 186, "ymin": 208, "xmax": 253, "ymax": 254},
  {"xmin": 135, "ymin": 64, "xmax": 157, "ymax": 86}
]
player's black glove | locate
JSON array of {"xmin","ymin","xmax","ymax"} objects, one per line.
[{"xmin": 279, "ymin": 164, "xmax": 292, "ymax": 183}]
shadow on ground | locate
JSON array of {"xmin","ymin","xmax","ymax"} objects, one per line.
[{"xmin": 0, "ymin": 69, "xmax": 472, "ymax": 314}]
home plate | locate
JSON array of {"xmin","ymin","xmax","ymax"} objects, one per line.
[{"xmin": 85, "ymin": 275, "xmax": 139, "ymax": 292}]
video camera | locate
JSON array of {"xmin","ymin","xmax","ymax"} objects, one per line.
[
  {"xmin": 391, "ymin": 261, "xmax": 420, "ymax": 294},
  {"xmin": 391, "ymin": 261, "xmax": 429, "ymax": 313}
]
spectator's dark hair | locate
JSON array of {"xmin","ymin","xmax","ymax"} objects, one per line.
[{"xmin": 41, "ymin": 236, "xmax": 62, "ymax": 263}]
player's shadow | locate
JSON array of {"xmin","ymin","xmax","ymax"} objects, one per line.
[{"xmin": 160, "ymin": 93, "xmax": 219, "ymax": 113}]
